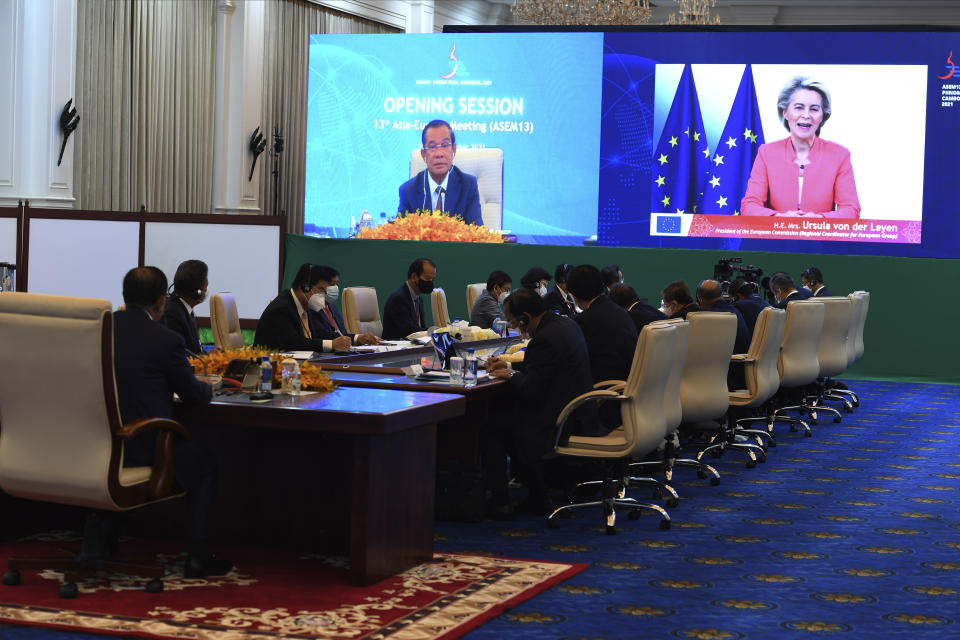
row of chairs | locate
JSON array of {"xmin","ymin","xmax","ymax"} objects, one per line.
[
  {"xmin": 206, "ymin": 284, "xmax": 490, "ymax": 349},
  {"xmin": 546, "ymin": 292, "xmax": 870, "ymax": 534}
]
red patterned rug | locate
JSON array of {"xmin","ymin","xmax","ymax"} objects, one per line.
[{"xmin": 0, "ymin": 532, "xmax": 585, "ymax": 640}]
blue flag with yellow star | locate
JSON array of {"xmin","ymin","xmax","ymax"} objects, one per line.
[
  {"xmin": 700, "ymin": 64, "xmax": 765, "ymax": 215},
  {"xmin": 651, "ymin": 64, "xmax": 710, "ymax": 214}
]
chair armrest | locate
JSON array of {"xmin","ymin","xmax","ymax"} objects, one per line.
[
  {"xmin": 553, "ymin": 389, "xmax": 625, "ymax": 448},
  {"xmin": 117, "ymin": 418, "xmax": 190, "ymax": 500},
  {"xmin": 730, "ymin": 354, "xmax": 755, "ymax": 362},
  {"xmin": 593, "ymin": 379, "xmax": 626, "ymax": 391}
]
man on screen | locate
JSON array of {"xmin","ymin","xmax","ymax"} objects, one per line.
[{"xmin": 398, "ymin": 120, "xmax": 482, "ymax": 226}]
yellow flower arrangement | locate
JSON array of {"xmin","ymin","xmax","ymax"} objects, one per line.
[
  {"xmin": 188, "ymin": 346, "xmax": 336, "ymax": 393},
  {"xmin": 356, "ymin": 209, "xmax": 505, "ymax": 243}
]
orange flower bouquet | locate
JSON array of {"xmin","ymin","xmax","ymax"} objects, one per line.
[
  {"xmin": 356, "ymin": 210, "xmax": 504, "ymax": 243},
  {"xmin": 189, "ymin": 346, "xmax": 336, "ymax": 393}
]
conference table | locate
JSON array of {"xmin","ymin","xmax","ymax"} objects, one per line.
[{"xmin": 174, "ymin": 384, "xmax": 465, "ymax": 586}]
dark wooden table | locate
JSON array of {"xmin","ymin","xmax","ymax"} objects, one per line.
[{"xmin": 174, "ymin": 385, "xmax": 465, "ymax": 586}]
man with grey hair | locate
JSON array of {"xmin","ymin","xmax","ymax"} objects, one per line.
[{"xmin": 741, "ymin": 75, "xmax": 860, "ymax": 219}]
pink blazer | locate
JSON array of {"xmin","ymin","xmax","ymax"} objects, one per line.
[{"xmin": 741, "ymin": 137, "xmax": 860, "ymax": 219}]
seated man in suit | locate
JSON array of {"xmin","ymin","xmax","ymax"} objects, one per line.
[
  {"xmin": 162, "ymin": 259, "xmax": 207, "ymax": 356},
  {"xmin": 254, "ymin": 263, "xmax": 352, "ymax": 352},
  {"xmin": 769, "ymin": 272, "xmax": 813, "ymax": 309},
  {"xmin": 382, "ymin": 258, "xmax": 436, "ymax": 340},
  {"xmin": 801, "ymin": 266, "xmax": 833, "ymax": 297},
  {"xmin": 696, "ymin": 280, "xmax": 751, "ymax": 354},
  {"xmin": 730, "ymin": 278, "xmax": 771, "ymax": 335},
  {"xmin": 114, "ymin": 266, "xmax": 230, "ymax": 578},
  {"xmin": 520, "ymin": 266, "xmax": 552, "ymax": 297},
  {"xmin": 470, "ymin": 269, "xmax": 511, "ymax": 329},
  {"xmin": 543, "ymin": 263, "xmax": 578, "ymax": 317},
  {"xmin": 308, "ymin": 264, "xmax": 379, "ymax": 345},
  {"xmin": 485, "ymin": 288, "xmax": 596, "ymax": 515},
  {"xmin": 609, "ymin": 283, "xmax": 667, "ymax": 333},
  {"xmin": 662, "ymin": 280, "xmax": 699, "ymax": 319},
  {"xmin": 567, "ymin": 264, "xmax": 639, "ymax": 430},
  {"xmin": 601, "ymin": 264, "xmax": 624, "ymax": 293},
  {"xmin": 398, "ymin": 119, "xmax": 482, "ymax": 226}
]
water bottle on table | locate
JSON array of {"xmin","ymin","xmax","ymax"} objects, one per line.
[
  {"xmin": 260, "ymin": 356, "xmax": 273, "ymax": 392},
  {"xmin": 281, "ymin": 358, "xmax": 296, "ymax": 393},
  {"xmin": 464, "ymin": 348, "xmax": 478, "ymax": 387},
  {"xmin": 492, "ymin": 315, "xmax": 507, "ymax": 338}
]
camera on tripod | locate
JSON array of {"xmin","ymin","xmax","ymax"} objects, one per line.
[{"xmin": 712, "ymin": 257, "xmax": 764, "ymax": 298}]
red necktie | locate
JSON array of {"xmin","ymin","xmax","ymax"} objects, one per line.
[{"xmin": 323, "ymin": 305, "xmax": 341, "ymax": 336}]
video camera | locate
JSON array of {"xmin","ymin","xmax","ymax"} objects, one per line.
[{"xmin": 712, "ymin": 257, "xmax": 765, "ymax": 298}]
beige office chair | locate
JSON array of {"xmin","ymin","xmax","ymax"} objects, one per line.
[
  {"xmin": 549, "ymin": 322, "xmax": 679, "ymax": 534},
  {"xmin": 431, "ymin": 288, "xmax": 450, "ymax": 327},
  {"xmin": 771, "ymin": 300, "xmax": 825, "ymax": 434},
  {"xmin": 410, "ymin": 148, "xmax": 504, "ymax": 229},
  {"xmin": 342, "ymin": 286, "xmax": 383, "ymax": 337},
  {"xmin": 210, "ymin": 292, "xmax": 244, "ymax": 349},
  {"xmin": 727, "ymin": 307, "xmax": 787, "ymax": 443},
  {"xmin": 808, "ymin": 297, "xmax": 854, "ymax": 419},
  {"xmin": 466, "ymin": 283, "xmax": 486, "ymax": 316},
  {"xmin": 0, "ymin": 293, "xmax": 188, "ymax": 597},
  {"xmin": 827, "ymin": 291, "xmax": 869, "ymax": 409}
]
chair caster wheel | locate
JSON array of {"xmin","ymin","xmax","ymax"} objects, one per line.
[
  {"xmin": 789, "ymin": 425, "xmax": 798, "ymax": 432},
  {"xmin": 767, "ymin": 440, "xmax": 777, "ymax": 448},
  {"xmin": 803, "ymin": 431, "xmax": 812, "ymax": 438},
  {"xmin": 710, "ymin": 477, "xmax": 720, "ymax": 486},
  {"xmin": 2, "ymin": 570, "xmax": 21, "ymax": 586},
  {"xmin": 711, "ymin": 450, "xmax": 722, "ymax": 459},
  {"xmin": 758, "ymin": 455, "xmax": 767, "ymax": 464},
  {"xmin": 659, "ymin": 519, "xmax": 671, "ymax": 530},
  {"xmin": 605, "ymin": 525, "xmax": 617, "ymax": 535},
  {"xmin": 746, "ymin": 460, "xmax": 757, "ymax": 469},
  {"xmin": 811, "ymin": 419, "xmax": 818, "ymax": 425},
  {"xmin": 697, "ymin": 469, "xmax": 707, "ymax": 479},
  {"xmin": 59, "ymin": 582, "xmax": 79, "ymax": 599},
  {"xmin": 833, "ymin": 416, "xmax": 842, "ymax": 423},
  {"xmin": 667, "ymin": 498, "xmax": 679, "ymax": 508},
  {"xmin": 145, "ymin": 579, "xmax": 163, "ymax": 593},
  {"xmin": 547, "ymin": 518, "xmax": 560, "ymax": 529}
]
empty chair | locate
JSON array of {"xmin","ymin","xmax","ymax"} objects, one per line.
[
  {"xmin": 342, "ymin": 286, "xmax": 383, "ymax": 337},
  {"xmin": 466, "ymin": 283, "xmax": 485, "ymax": 316},
  {"xmin": 727, "ymin": 307, "xmax": 787, "ymax": 444},
  {"xmin": 0, "ymin": 293, "xmax": 189, "ymax": 597},
  {"xmin": 549, "ymin": 322, "xmax": 680, "ymax": 534},
  {"xmin": 431, "ymin": 288, "xmax": 450, "ymax": 327},
  {"xmin": 210, "ymin": 292, "xmax": 244, "ymax": 349},
  {"xmin": 771, "ymin": 300, "xmax": 825, "ymax": 434},
  {"xmin": 809, "ymin": 297, "xmax": 854, "ymax": 418}
]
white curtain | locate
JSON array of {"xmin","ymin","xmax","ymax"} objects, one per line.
[
  {"xmin": 260, "ymin": 0, "xmax": 399, "ymax": 233},
  {"xmin": 74, "ymin": 0, "xmax": 216, "ymax": 213}
]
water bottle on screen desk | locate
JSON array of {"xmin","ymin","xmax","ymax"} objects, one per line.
[
  {"xmin": 464, "ymin": 348, "xmax": 478, "ymax": 387},
  {"xmin": 260, "ymin": 356, "xmax": 273, "ymax": 392}
]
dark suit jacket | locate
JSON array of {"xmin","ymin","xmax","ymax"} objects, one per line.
[
  {"xmin": 734, "ymin": 295, "xmax": 771, "ymax": 336},
  {"xmin": 575, "ymin": 295, "xmax": 639, "ymax": 385},
  {"xmin": 670, "ymin": 303, "xmax": 700, "ymax": 319},
  {"xmin": 312, "ymin": 302, "xmax": 356, "ymax": 341},
  {"xmin": 544, "ymin": 285, "xmax": 577, "ymax": 317},
  {"xmin": 398, "ymin": 166, "xmax": 483, "ymax": 226},
  {"xmin": 813, "ymin": 286, "xmax": 834, "ymax": 297},
  {"xmin": 509, "ymin": 313, "xmax": 598, "ymax": 455},
  {"xmin": 161, "ymin": 295, "xmax": 201, "ymax": 355},
  {"xmin": 253, "ymin": 289, "xmax": 338, "ymax": 351},
  {"xmin": 774, "ymin": 288, "xmax": 812, "ymax": 309},
  {"xmin": 382, "ymin": 283, "xmax": 426, "ymax": 340},
  {"xmin": 627, "ymin": 301, "xmax": 668, "ymax": 333}
]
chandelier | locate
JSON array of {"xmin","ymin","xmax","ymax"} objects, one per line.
[
  {"xmin": 666, "ymin": 0, "xmax": 721, "ymax": 25},
  {"xmin": 511, "ymin": 0, "xmax": 652, "ymax": 26}
]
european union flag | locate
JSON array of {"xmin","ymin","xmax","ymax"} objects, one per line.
[
  {"xmin": 651, "ymin": 64, "xmax": 710, "ymax": 214},
  {"xmin": 700, "ymin": 65, "xmax": 765, "ymax": 215},
  {"xmin": 656, "ymin": 215, "xmax": 681, "ymax": 234}
]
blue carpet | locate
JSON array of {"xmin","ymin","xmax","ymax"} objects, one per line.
[{"xmin": 1, "ymin": 380, "xmax": 958, "ymax": 640}]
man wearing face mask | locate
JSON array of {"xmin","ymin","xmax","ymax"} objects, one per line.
[
  {"xmin": 520, "ymin": 266, "xmax": 551, "ymax": 298},
  {"xmin": 484, "ymin": 288, "xmax": 595, "ymax": 515},
  {"xmin": 543, "ymin": 263, "xmax": 579, "ymax": 317},
  {"xmin": 469, "ymin": 270, "xmax": 511, "ymax": 329},
  {"xmin": 769, "ymin": 272, "xmax": 812, "ymax": 309},
  {"xmin": 254, "ymin": 263, "xmax": 353, "ymax": 352},
  {"xmin": 309, "ymin": 265, "xmax": 380, "ymax": 346},
  {"xmin": 382, "ymin": 258, "xmax": 437, "ymax": 340},
  {"xmin": 162, "ymin": 259, "xmax": 208, "ymax": 356},
  {"xmin": 800, "ymin": 266, "xmax": 833, "ymax": 297}
]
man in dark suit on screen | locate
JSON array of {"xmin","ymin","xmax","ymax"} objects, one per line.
[
  {"xmin": 114, "ymin": 266, "xmax": 230, "ymax": 578},
  {"xmin": 161, "ymin": 259, "xmax": 207, "ymax": 356},
  {"xmin": 398, "ymin": 120, "xmax": 482, "ymax": 226},
  {"xmin": 381, "ymin": 257, "xmax": 436, "ymax": 340}
]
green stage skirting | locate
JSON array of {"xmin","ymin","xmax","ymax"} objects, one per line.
[{"xmin": 284, "ymin": 234, "xmax": 957, "ymax": 385}]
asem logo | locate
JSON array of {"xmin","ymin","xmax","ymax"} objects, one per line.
[
  {"xmin": 440, "ymin": 43, "xmax": 459, "ymax": 79},
  {"xmin": 657, "ymin": 215, "xmax": 681, "ymax": 234},
  {"xmin": 937, "ymin": 51, "xmax": 958, "ymax": 80}
]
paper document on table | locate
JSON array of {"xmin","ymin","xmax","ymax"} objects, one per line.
[{"xmin": 282, "ymin": 351, "xmax": 316, "ymax": 360}]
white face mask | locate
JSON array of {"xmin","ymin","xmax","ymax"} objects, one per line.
[
  {"xmin": 308, "ymin": 292, "xmax": 326, "ymax": 311},
  {"xmin": 802, "ymin": 284, "xmax": 811, "ymax": 292},
  {"xmin": 325, "ymin": 284, "xmax": 340, "ymax": 301},
  {"xmin": 536, "ymin": 285, "xmax": 548, "ymax": 298},
  {"xmin": 497, "ymin": 289, "xmax": 510, "ymax": 305}
]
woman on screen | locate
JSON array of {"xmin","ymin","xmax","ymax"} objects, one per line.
[{"xmin": 741, "ymin": 76, "xmax": 860, "ymax": 219}]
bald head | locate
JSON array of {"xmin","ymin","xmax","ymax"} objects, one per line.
[{"xmin": 696, "ymin": 279, "xmax": 723, "ymax": 310}]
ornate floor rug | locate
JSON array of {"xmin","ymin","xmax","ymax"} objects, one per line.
[{"xmin": 0, "ymin": 537, "xmax": 584, "ymax": 640}]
